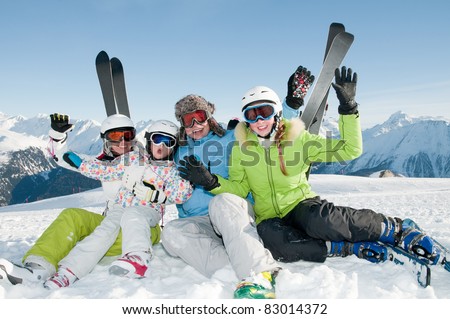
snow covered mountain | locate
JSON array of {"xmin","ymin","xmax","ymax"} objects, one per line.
[
  {"xmin": 314, "ymin": 111, "xmax": 450, "ymax": 177},
  {"xmin": 0, "ymin": 112, "xmax": 153, "ymax": 206}
]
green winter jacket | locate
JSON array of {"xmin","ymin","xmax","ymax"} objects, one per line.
[{"xmin": 210, "ymin": 114, "xmax": 362, "ymax": 224}]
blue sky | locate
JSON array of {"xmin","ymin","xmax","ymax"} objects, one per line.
[{"xmin": 1, "ymin": 0, "xmax": 449, "ymax": 129}]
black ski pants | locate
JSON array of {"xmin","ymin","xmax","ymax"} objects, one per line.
[{"xmin": 257, "ymin": 197, "xmax": 385, "ymax": 263}]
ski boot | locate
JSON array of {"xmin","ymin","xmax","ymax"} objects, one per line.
[
  {"xmin": 328, "ymin": 241, "xmax": 388, "ymax": 263},
  {"xmin": 0, "ymin": 258, "xmax": 51, "ymax": 285},
  {"xmin": 44, "ymin": 266, "xmax": 78, "ymax": 289},
  {"xmin": 109, "ymin": 251, "xmax": 151, "ymax": 278},
  {"xmin": 402, "ymin": 218, "xmax": 449, "ymax": 271},
  {"xmin": 234, "ymin": 271, "xmax": 277, "ymax": 299},
  {"xmin": 379, "ymin": 217, "xmax": 443, "ymax": 265}
]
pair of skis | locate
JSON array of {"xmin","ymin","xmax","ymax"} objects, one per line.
[
  {"xmin": 95, "ymin": 51, "xmax": 131, "ymax": 118},
  {"xmin": 300, "ymin": 23, "xmax": 353, "ymax": 133},
  {"xmin": 301, "ymin": 23, "xmax": 353, "ymax": 179}
]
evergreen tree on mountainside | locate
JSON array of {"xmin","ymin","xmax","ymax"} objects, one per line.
[{"xmin": 10, "ymin": 167, "xmax": 101, "ymax": 205}]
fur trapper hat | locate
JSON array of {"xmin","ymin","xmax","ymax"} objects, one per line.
[{"xmin": 175, "ymin": 94, "xmax": 226, "ymax": 145}]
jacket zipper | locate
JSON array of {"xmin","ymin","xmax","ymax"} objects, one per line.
[{"xmin": 265, "ymin": 147, "xmax": 282, "ymax": 217}]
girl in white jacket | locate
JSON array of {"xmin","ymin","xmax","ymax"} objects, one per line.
[{"xmin": 43, "ymin": 118, "xmax": 192, "ymax": 289}]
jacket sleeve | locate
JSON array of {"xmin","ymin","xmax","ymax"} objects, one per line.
[
  {"xmin": 78, "ymin": 151, "xmax": 141, "ymax": 182},
  {"xmin": 47, "ymin": 130, "xmax": 83, "ymax": 172},
  {"xmin": 302, "ymin": 113, "xmax": 363, "ymax": 164},
  {"xmin": 210, "ymin": 143, "xmax": 251, "ymax": 198},
  {"xmin": 163, "ymin": 168, "xmax": 193, "ymax": 204},
  {"xmin": 281, "ymin": 99, "xmax": 301, "ymax": 119}
]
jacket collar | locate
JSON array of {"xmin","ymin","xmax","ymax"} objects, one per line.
[{"xmin": 186, "ymin": 130, "xmax": 216, "ymax": 147}]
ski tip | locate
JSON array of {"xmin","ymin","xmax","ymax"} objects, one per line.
[
  {"xmin": 110, "ymin": 57, "xmax": 122, "ymax": 65},
  {"xmin": 334, "ymin": 31, "xmax": 354, "ymax": 43},
  {"xmin": 343, "ymin": 31, "xmax": 354, "ymax": 40},
  {"xmin": 330, "ymin": 22, "xmax": 345, "ymax": 29},
  {"xmin": 96, "ymin": 50, "xmax": 109, "ymax": 62},
  {"xmin": 110, "ymin": 57, "xmax": 124, "ymax": 72}
]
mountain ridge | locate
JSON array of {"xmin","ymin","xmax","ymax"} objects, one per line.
[{"xmin": 315, "ymin": 111, "xmax": 450, "ymax": 177}]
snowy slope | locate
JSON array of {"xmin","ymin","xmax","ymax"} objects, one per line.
[{"xmin": 1, "ymin": 174, "xmax": 450, "ymax": 299}]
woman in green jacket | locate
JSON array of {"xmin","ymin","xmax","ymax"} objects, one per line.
[{"xmin": 179, "ymin": 66, "xmax": 443, "ymax": 269}]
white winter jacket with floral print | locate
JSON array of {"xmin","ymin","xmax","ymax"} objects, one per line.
[{"xmin": 79, "ymin": 150, "xmax": 192, "ymax": 216}]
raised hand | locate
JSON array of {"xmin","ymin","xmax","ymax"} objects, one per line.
[
  {"xmin": 331, "ymin": 66, "xmax": 358, "ymax": 115},
  {"xmin": 50, "ymin": 113, "xmax": 74, "ymax": 133},
  {"xmin": 285, "ymin": 66, "xmax": 315, "ymax": 110}
]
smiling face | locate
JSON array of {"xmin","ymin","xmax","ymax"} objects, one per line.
[
  {"xmin": 248, "ymin": 116, "xmax": 275, "ymax": 138},
  {"xmin": 244, "ymin": 102, "xmax": 276, "ymax": 138},
  {"xmin": 107, "ymin": 139, "xmax": 134, "ymax": 156},
  {"xmin": 184, "ymin": 120, "xmax": 211, "ymax": 140}
]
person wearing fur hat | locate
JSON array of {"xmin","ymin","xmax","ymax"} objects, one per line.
[
  {"xmin": 159, "ymin": 69, "xmax": 315, "ymax": 299},
  {"xmin": 174, "ymin": 94, "xmax": 226, "ymax": 145},
  {"xmin": 177, "ymin": 66, "xmax": 445, "ymax": 298}
]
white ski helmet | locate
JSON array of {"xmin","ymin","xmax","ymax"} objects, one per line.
[
  {"xmin": 145, "ymin": 119, "xmax": 178, "ymax": 139},
  {"xmin": 241, "ymin": 86, "xmax": 282, "ymax": 114},
  {"xmin": 100, "ymin": 114, "xmax": 135, "ymax": 137},
  {"xmin": 100, "ymin": 114, "xmax": 136, "ymax": 157},
  {"xmin": 145, "ymin": 120, "xmax": 179, "ymax": 162}
]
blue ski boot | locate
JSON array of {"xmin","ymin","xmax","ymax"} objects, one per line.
[
  {"xmin": 379, "ymin": 217, "xmax": 443, "ymax": 265},
  {"xmin": 328, "ymin": 241, "xmax": 388, "ymax": 263},
  {"xmin": 403, "ymin": 218, "xmax": 449, "ymax": 270}
]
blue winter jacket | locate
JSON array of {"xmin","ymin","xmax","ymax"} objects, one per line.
[{"xmin": 174, "ymin": 129, "xmax": 235, "ymax": 218}]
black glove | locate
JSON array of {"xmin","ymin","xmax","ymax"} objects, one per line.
[
  {"xmin": 286, "ymin": 65, "xmax": 315, "ymax": 110},
  {"xmin": 227, "ymin": 118, "xmax": 240, "ymax": 130},
  {"xmin": 178, "ymin": 155, "xmax": 220, "ymax": 191},
  {"xmin": 50, "ymin": 113, "xmax": 74, "ymax": 133},
  {"xmin": 331, "ymin": 66, "xmax": 358, "ymax": 115}
]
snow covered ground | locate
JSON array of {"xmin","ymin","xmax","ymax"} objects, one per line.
[{"xmin": 1, "ymin": 174, "xmax": 450, "ymax": 304}]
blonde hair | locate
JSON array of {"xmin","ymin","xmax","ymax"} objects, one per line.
[{"xmin": 274, "ymin": 120, "xmax": 288, "ymax": 176}]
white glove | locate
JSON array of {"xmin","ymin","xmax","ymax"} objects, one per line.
[
  {"xmin": 122, "ymin": 165, "xmax": 146, "ymax": 190},
  {"xmin": 133, "ymin": 181, "xmax": 167, "ymax": 204}
]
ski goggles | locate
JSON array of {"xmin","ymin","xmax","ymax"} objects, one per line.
[
  {"xmin": 146, "ymin": 132, "xmax": 177, "ymax": 149},
  {"xmin": 243, "ymin": 103, "xmax": 276, "ymax": 123},
  {"xmin": 104, "ymin": 129, "xmax": 136, "ymax": 142},
  {"xmin": 181, "ymin": 110, "xmax": 210, "ymax": 128}
]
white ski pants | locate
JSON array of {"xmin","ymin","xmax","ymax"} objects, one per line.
[
  {"xmin": 161, "ymin": 193, "xmax": 279, "ymax": 279},
  {"xmin": 59, "ymin": 204, "xmax": 160, "ymax": 278}
]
